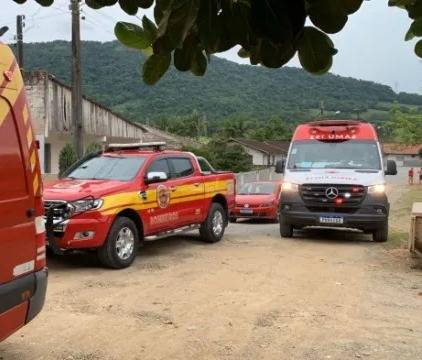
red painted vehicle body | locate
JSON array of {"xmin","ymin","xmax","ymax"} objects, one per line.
[
  {"xmin": 44, "ymin": 147, "xmax": 235, "ymax": 268},
  {"xmin": 230, "ymin": 181, "xmax": 281, "ymax": 221},
  {"xmin": 0, "ymin": 43, "xmax": 47, "ymax": 342}
]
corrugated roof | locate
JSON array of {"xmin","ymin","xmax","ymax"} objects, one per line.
[
  {"xmin": 382, "ymin": 143, "xmax": 422, "ymax": 155},
  {"xmin": 231, "ymin": 138, "xmax": 290, "ymax": 155}
]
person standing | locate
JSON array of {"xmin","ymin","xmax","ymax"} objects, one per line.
[{"xmin": 408, "ymin": 167, "xmax": 414, "ymax": 185}]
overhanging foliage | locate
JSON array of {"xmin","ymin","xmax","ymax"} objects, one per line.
[{"xmin": 13, "ymin": 0, "xmax": 422, "ymax": 85}]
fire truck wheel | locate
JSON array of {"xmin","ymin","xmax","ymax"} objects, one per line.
[
  {"xmin": 279, "ymin": 215, "xmax": 293, "ymax": 238},
  {"xmin": 98, "ymin": 217, "xmax": 139, "ymax": 269},
  {"xmin": 200, "ymin": 203, "xmax": 227, "ymax": 243},
  {"xmin": 372, "ymin": 221, "xmax": 388, "ymax": 243}
]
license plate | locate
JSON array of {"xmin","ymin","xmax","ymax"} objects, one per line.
[
  {"xmin": 240, "ymin": 209, "xmax": 253, "ymax": 215},
  {"xmin": 319, "ymin": 216, "xmax": 344, "ymax": 224}
]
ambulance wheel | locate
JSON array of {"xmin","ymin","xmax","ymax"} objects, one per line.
[
  {"xmin": 279, "ymin": 216, "xmax": 293, "ymax": 238},
  {"xmin": 200, "ymin": 203, "xmax": 226, "ymax": 243},
  {"xmin": 98, "ymin": 217, "xmax": 139, "ymax": 269},
  {"xmin": 372, "ymin": 221, "xmax": 388, "ymax": 243}
]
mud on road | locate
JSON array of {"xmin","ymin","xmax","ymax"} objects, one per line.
[{"xmin": 1, "ymin": 186, "xmax": 422, "ymax": 360}]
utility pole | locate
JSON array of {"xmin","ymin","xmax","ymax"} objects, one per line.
[
  {"xmin": 71, "ymin": 0, "xmax": 83, "ymax": 158},
  {"xmin": 16, "ymin": 15, "xmax": 25, "ymax": 68}
]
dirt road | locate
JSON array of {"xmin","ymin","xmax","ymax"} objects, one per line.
[{"xmin": 1, "ymin": 186, "xmax": 422, "ymax": 360}]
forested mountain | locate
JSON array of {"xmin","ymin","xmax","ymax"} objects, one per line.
[{"xmin": 20, "ymin": 40, "xmax": 422, "ymax": 129}]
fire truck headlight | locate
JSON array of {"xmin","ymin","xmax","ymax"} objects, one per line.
[
  {"xmin": 368, "ymin": 184, "xmax": 386, "ymax": 194},
  {"xmin": 282, "ymin": 182, "xmax": 299, "ymax": 192},
  {"xmin": 68, "ymin": 199, "xmax": 103, "ymax": 215}
]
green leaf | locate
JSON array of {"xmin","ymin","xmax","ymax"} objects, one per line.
[
  {"xmin": 416, "ymin": 39, "xmax": 422, "ymax": 58},
  {"xmin": 85, "ymin": 0, "xmax": 118, "ymax": 8},
  {"xmin": 341, "ymin": 0, "xmax": 363, "ymax": 14},
  {"xmin": 190, "ymin": 49, "xmax": 207, "ymax": 76},
  {"xmin": 260, "ymin": 40, "xmax": 295, "ymax": 68},
  {"xmin": 297, "ymin": 26, "xmax": 336, "ymax": 74},
  {"xmin": 410, "ymin": 18, "xmax": 422, "ymax": 36},
  {"xmin": 174, "ymin": 35, "xmax": 197, "ymax": 72},
  {"xmin": 115, "ymin": 22, "xmax": 151, "ymax": 50},
  {"xmin": 238, "ymin": 48, "xmax": 250, "ymax": 58},
  {"xmin": 141, "ymin": 47, "xmax": 154, "ymax": 57},
  {"xmin": 35, "ymin": 0, "xmax": 54, "ymax": 5},
  {"xmin": 142, "ymin": 53, "xmax": 171, "ymax": 85},
  {"xmin": 156, "ymin": 0, "xmax": 200, "ymax": 51},
  {"xmin": 142, "ymin": 16, "xmax": 158, "ymax": 41},
  {"xmin": 12, "ymin": 0, "xmax": 27, "ymax": 4},
  {"xmin": 119, "ymin": 0, "xmax": 139, "ymax": 15},
  {"xmin": 138, "ymin": 0, "xmax": 154, "ymax": 8},
  {"xmin": 308, "ymin": 0, "xmax": 348, "ymax": 34}
]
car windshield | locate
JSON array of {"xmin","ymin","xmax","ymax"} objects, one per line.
[
  {"xmin": 67, "ymin": 155, "xmax": 146, "ymax": 181},
  {"xmin": 287, "ymin": 140, "xmax": 381, "ymax": 170},
  {"xmin": 239, "ymin": 183, "xmax": 276, "ymax": 195}
]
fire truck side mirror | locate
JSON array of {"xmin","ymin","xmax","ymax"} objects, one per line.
[
  {"xmin": 385, "ymin": 160, "xmax": 397, "ymax": 176},
  {"xmin": 145, "ymin": 171, "xmax": 168, "ymax": 185},
  {"xmin": 275, "ymin": 160, "xmax": 285, "ymax": 174}
]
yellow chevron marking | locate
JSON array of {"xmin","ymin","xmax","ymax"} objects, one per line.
[
  {"xmin": 22, "ymin": 104, "xmax": 29, "ymax": 124},
  {"xmin": 30, "ymin": 150, "xmax": 37, "ymax": 172},
  {"xmin": 33, "ymin": 174, "xmax": 40, "ymax": 194},
  {"xmin": 26, "ymin": 127, "xmax": 33, "ymax": 148},
  {"xmin": 100, "ymin": 180, "xmax": 230, "ymax": 216}
]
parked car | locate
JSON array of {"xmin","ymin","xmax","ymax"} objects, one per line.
[
  {"xmin": 230, "ymin": 181, "xmax": 281, "ymax": 222},
  {"xmin": 44, "ymin": 143, "xmax": 235, "ymax": 269},
  {"xmin": 276, "ymin": 119, "xmax": 397, "ymax": 241},
  {"xmin": 0, "ymin": 42, "xmax": 47, "ymax": 342}
]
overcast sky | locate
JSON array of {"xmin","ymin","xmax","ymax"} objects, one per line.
[{"xmin": 1, "ymin": 0, "xmax": 421, "ymax": 94}]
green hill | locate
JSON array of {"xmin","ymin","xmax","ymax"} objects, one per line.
[{"xmin": 19, "ymin": 40, "xmax": 422, "ymax": 130}]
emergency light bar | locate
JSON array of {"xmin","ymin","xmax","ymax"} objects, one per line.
[
  {"xmin": 308, "ymin": 120, "xmax": 361, "ymax": 127},
  {"xmin": 106, "ymin": 142, "xmax": 166, "ymax": 152}
]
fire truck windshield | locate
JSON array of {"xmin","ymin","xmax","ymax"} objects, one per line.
[
  {"xmin": 287, "ymin": 140, "xmax": 381, "ymax": 170},
  {"xmin": 67, "ymin": 155, "xmax": 146, "ymax": 181}
]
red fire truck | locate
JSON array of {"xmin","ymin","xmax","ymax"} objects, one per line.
[
  {"xmin": 44, "ymin": 144, "xmax": 235, "ymax": 269},
  {"xmin": 0, "ymin": 43, "xmax": 47, "ymax": 342}
]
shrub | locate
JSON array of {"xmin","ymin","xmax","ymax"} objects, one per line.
[{"xmin": 59, "ymin": 143, "xmax": 77, "ymax": 177}]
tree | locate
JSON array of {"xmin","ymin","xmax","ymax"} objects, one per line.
[
  {"xmin": 13, "ymin": 0, "xmax": 422, "ymax": 85},
  {"xmin": 58, "ymin": 143, "xmax": 77, "ymax": 177},
  {"xmin": 385, "ymin": 104, "xmax": 422, "ymax": 144}
]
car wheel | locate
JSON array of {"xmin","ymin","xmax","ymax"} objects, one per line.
[
  {"xmin": 279, "ymin": 214, "xmax": 293, "ymax": 238},
  {"xmin": 372, "ymin": 221, "xmax": 388, "ymax": 243},
  {"xmin": 98, "ymin": 216, "xmax": 139, "ymax": 269},
  {"xmin": 200, "ymin": 203, "xmax": 227, "ymax": 243}
]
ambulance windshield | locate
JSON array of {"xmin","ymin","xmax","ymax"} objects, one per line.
[
  {"xmin": 288, "ymin": 140, "xmax": 381, "ymax": 170},
  {"xmin": 68, "ymin": 155, "xmax": 146, "ymax": 181}
]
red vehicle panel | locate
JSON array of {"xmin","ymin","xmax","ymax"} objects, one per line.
[
  {"xmin": 0, "ymin": 43, "xmax": 47, "ymax": 342},
  {"xmin": 230, "ymin": 181, "xmax": 281, "ymax": 221},
  {"xmin": 44, "ymin": 147, "xmax": 235, "ymax": 269}
]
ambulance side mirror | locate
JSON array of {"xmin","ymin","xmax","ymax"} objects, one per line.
[
  {"xmin": 385, "ymin": 160, "xmax": 397, "ymax": 176},
  {"xmin": 275, "ymin": 160, "xmax": 285, "ymax": 174},
  {"xmin": 145, "ymin": 171, "xmax": 168, "ymax": 185}
]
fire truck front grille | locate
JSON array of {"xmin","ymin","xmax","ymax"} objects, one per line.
[
  {"xmin": 299, "ymin": 184, "xmax": 366, "ymax": 208},
  {"xmin": 44, "ymin": 200, "xmax": 68, "ymax": 221}
]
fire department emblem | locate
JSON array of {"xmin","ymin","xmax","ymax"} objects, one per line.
[{"xmin": 157, "ymin": 185, "xmax": 170, "ymax": 209}]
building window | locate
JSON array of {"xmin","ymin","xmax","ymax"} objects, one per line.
[{"xmin": 44, "ymin": 143, "xmax": 51, "ymax": 174}]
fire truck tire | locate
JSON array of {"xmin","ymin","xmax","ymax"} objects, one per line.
[
  {"xmin": 98, "ymin": 217, "xmax": 139, "ymax": 269},
  {"xmin": 372, "ymin": 221, "xmax": 388, "ymax": 243},
  {"xmin": 279, "ymin": 216, "xmax": 293, "ymax": 238},
  {"xmin": 200, "ymin": 203, "xmax": 227, "ymax": 243}
]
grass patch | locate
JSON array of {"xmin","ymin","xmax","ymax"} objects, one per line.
[{"xmin": 385, "ymin": 230, "xmax": 409, "ymax": 249}]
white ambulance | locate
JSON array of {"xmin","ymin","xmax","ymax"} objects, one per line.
[{"xmin": 276, "ymin": 120, "xmax": 397, "ymax": 242}]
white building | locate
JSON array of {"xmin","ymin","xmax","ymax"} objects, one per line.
[
  {"xmin": 382, "ymin": 143, "xmax": 422, "ymax": 167},
  {"xmin": 230, "ymin": 138, "xmax": 290, "ymax": 167},
  {"xmin": 24, "ymin": 71, "xmax": 197, "ymax": 175}
]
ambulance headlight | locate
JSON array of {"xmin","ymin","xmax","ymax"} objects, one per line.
[
  {"xmin": 282, "ymin": 182, "xmax": 299, "ymax": 192},
  {"xmin": 368, "ymin": 184, "xmax": 386, "ymax": 194},
  {"xmin": 68, "ymin": 199, "xmax": 103, "ymax": 215}
]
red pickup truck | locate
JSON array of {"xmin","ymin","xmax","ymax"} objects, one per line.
[{"xmin": 44, "ymin": 143, "xmax": 235, "ymax": 269}]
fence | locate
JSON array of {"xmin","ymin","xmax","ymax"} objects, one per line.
[{"xmin": 235, "ymin": 167, "xmax": 283, "ymax": 190}]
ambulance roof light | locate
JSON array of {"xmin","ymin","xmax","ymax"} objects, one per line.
[{"xmin": 106, "ymin": 142, "xmax": 166, "ymax": 152}]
